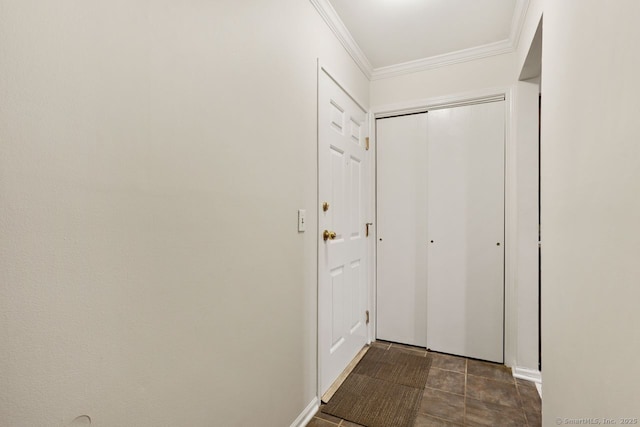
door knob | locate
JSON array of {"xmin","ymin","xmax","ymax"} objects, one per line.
[{"xmin": 323, "ymin": 230, "xmax": 337, "ymax": 241}]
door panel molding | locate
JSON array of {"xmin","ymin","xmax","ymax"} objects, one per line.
[{"xmin": 317, "ymin": 61, "xmax": 373, "ymax": 398}]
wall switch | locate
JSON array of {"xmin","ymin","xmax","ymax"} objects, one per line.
[{"xmin": 298, "ymin": 209, "xmax": 306, "ymax": 232}]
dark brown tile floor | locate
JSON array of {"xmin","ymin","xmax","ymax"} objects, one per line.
[{"xmin": 308, "ymin": 341, "xmax": 541, "ymax": 427}]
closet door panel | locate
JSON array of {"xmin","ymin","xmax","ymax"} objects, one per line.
[
  {"xmin": 426, "ymin": 102, "xmax": 505, "ymax": 363},
  {"xmin": 376, "ymin": 113, "xmax": 428, "ymax": 347}
]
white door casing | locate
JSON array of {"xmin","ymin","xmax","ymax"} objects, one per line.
[
  {"xmin": 426, "ymin": 101, "xmax": 505, "ymax": 363},
  {"xmin": 376, "ymin": 113, "xmax": 428, "ymax": 347},
  {"xmin": 318, "ymin": 68, "xmax": 370, "ymax": 395}
]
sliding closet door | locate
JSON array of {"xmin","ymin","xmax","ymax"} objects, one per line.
[
  {"xmin": 376, "ymin": 113, "xmax": 428, "ymax": 347},
  {"xmin": 426, "ymin": 101, "xmax": 505, "ymax": 363}
]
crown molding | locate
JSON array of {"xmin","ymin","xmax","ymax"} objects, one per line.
[
  {"xmin": 370, "ymin": 39, "xmax": 514, "ymax": 80},
  {"xmin": 310, "ymin": 0, "xmax": 530, "ymax": 81},
  {"xmin": 509, "ymin": 0, "xmax": 531, "ymax": 51},
  {"xmin": 309, "ymin": 0, "xmax": 373, "ymax": 79}
]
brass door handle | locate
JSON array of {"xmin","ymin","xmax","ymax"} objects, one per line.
[{"xmin": 323, "ymin": 230, "xmax": 337, "ymax": 241}]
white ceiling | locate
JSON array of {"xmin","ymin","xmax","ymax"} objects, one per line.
[{"xmin": 316, "ymin": 0, "xmax": 528, "ymax": 79}]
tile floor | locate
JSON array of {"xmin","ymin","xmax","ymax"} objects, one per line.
[{"xmin": 308, "ymin": 341, "xmax": 541, "ymax": 427}]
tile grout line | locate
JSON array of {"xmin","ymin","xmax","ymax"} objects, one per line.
[
  {"xmin": 423, "ymin": 385, "xmax": 465, "ymax": 398},
  {"xmin": 466, "ymin": 372, "xmax": 517, "ymax": 384},
  {"xmin": 429, "ymin": 366, "xmax": 466, "ymax": 375},
  {"xmin": 424, "ymin": 413, "xmax": 463, "ymax": 425},
  {"xmin": 463, "ymin": 359, "xmax": 468, "ymax": 426},
  {"xmin": 515, "ymin": 381, "xmax": 530, "ymax": 426}
]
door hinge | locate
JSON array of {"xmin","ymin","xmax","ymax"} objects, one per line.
[
  {"xmin": 365, "ymin": 137, "xmax": 370, "ymax": 151},
  {"xmin": 366, "ymin": 310, "xmax": 370, "ymax": 325}
]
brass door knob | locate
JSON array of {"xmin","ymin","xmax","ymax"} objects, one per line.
[{"xmin": 323, "ymin": 230, "xmax": 337, "ymax": 241}]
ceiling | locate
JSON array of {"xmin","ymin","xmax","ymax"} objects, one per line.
[{"xmin": 313, "ymin": 0, "xmax": 528, "ymax": 79}]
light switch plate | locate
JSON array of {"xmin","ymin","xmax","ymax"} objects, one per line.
[{"xmin": 298, "ymin": 209, "xmax": 306, "ymax": 232}]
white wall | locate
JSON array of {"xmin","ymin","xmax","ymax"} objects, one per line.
[
  {"xmin": 0, "ymin": 1, "xmax": 368, "ymax": 426},
  {"xmin": 541, "ymin": 1, "xmax": 640, "ymax": 423},
  {"xmin": 514, "ymin": 78, "xmax": 540, "ymax": 372}
]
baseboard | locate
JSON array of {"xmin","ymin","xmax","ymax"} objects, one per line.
[
  {"xmin": 289, "ymin": 397, "xmax": 319, "ymax": 427},
  {"xmin": 513, "ymin": 366, "xmax": 542, "ymax": 398},
  {"xmin": 512, "ymin": 366, "xmax": 542, "ymax": 384}
]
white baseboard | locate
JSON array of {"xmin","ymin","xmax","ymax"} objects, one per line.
[
  {"xmin": 290, "ymin": 397, "xmax": 319, "ymax": 427},
  {"xmin": 513, "ymin": 367, "xmax": 542, "ymax": 398},
  {"xmin": 513, "ymin": 366, "xmax": 541, "ymax": 383}
]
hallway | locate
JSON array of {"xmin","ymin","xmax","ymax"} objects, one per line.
[
  {"xmin": 309, "ymin": 341, "xmax": 541, "ymax": 427},
  {"xmin": 3, "ymin": 2, "xmax": 640, "ymax": 425}
]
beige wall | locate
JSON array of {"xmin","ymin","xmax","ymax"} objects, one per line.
[
  {"xmin": 0, "ymin": 1, "xmax": 368, "ymax": 426},
  {"xmin": 541, "ymin": 0, "xmax": 640, "ymax": 423}
]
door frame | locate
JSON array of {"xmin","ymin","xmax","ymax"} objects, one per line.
[
  {"xmin": 316, "ymin": 61, "xmax": 375, "ymax": 401},
  {"xmin": 370, "ymin": 86, "xmax": 518, "ymax": 367}
]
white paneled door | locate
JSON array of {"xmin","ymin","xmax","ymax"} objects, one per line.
[
  {"xmin": 426, "ymin": 101, "xmax": 505, "ymax": 363},
  {"xmin": 318, "ymin": 69, "xmax": 369, "ymax": 396}
]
